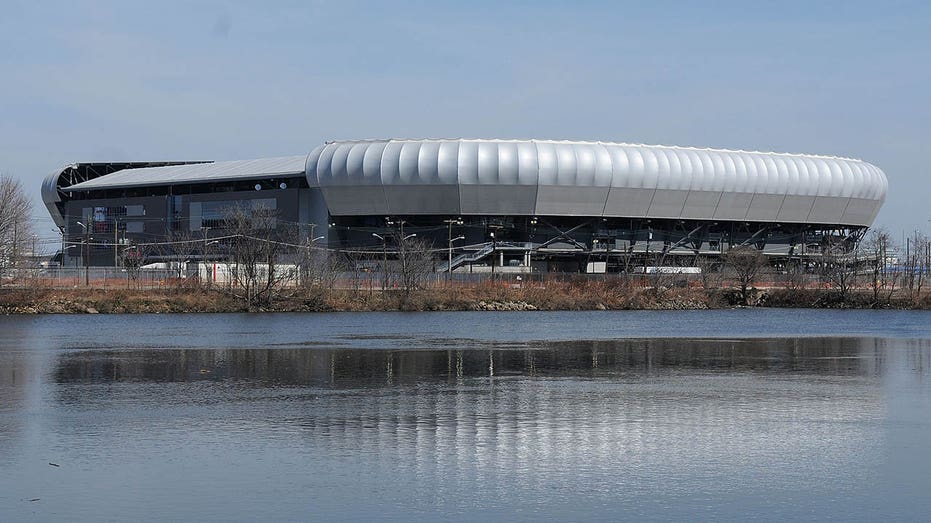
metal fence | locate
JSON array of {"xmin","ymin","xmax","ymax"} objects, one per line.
[
  {"xmin": 0, "ymin": 263, "xmax": 888, "ymax": 291},
  {"xmin": 1, "ymin": 265, "xmax": 698, "ymax": 290},
  {"xmin": 1, "ymin": 267, "xmax": 180, "ymax": 289}
]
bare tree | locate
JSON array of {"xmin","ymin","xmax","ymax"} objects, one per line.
[
  {"xmin": 223, "ymin": 204, "xmax": 299, "ymax": 307},
  {"xmin": 614, "ymin": 246, "xmax": 636, "ymax": 290},
  {"xmin": 780, "ymin": 258, "xmax": 808, "ymax": 292},
  {"xmin": 395, "ymin": 234, "xmax": 434, "ymax": 296},
  {"xmin": 902, "ymin": 230, "xmax": 929, "ymax": 302},
  {"xmin": 299, "ymin": 239, "xmax": 341, "ymax": 292},
  {"xmin": 820, "ymin": 236, "xmax": 860, "ymax": 300},
  {"xmin": 694, "ymin": 255, "xmax": 722, "ymax": 291},
  {"xmin": 0, "ymin": 174, "xmax": 33, "ymax": 285},
  {"xmin": 919, "ymin": 232, "xmax": 931, "ymax": 299},
  {"xmin": 724, "ymin": 246, "xmax": 768, "ymax": 305},
  {"xmin": 155, "ymin": 229, "xmax": 202, "ymax": 282},
  {"xmin": 121, "ymin": 243, "xmax": 149, "ymax": 288},
  {"xmin": 863, "ymin": 228, "xmax": 897, "ymax": 306}
]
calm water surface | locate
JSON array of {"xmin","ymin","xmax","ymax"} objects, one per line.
[{"xmin": 1, "ymin": 310, "xmax": 930, "ymax": 522}]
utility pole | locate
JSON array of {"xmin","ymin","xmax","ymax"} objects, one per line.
[{"xmin": 443, "ymin": 218, "xmax": 463, "ymax": 279}]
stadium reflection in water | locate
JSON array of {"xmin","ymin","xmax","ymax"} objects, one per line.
[
  {"xmin": 52, "ymin": 337, "xmax": 899, "ymax": 385},
  {"xmin": 3, "ymin": 330, "xmax": 931, "ymax": 522}
]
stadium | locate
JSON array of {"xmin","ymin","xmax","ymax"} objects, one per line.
[{"xmin": 42, "ymin": 139, "xmax": 888, "ymax": 274}]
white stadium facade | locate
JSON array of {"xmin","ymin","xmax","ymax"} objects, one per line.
[{"xmin": 43, "ymin": 139, "xmax": 888, "ymax": 273}]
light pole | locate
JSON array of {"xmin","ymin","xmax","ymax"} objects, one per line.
[
  {"xmin": 443, "ymin": 218, "xmax": 464, "ymax": 276},
  {"xmin": 490, "ymin": 231, "xmax": 496, "ymax": 280},
  {"xmin": 373, "ymin": 233, "xmax": 388, "ymax": 291},
  {"xmin": 448, "ymin": 235, "xmax": 465, "ymax": 278},
  {"xmin": 487, "ymin": 223, "xmax": 503, "ymax": 279},
  {"xmin": 303, "ymin": 235, "xmax": 325, "ymax": 286},
  {"xmin": 52, "ymin": 228, "xmax": 65, "ymax": 268},
  {"xmin": 397, "ymin": 233, "xmax": 417, "ymax": 290},
  {"xmin": 77, "ymin": 221, "xmax": 90, "ymax": 286}
]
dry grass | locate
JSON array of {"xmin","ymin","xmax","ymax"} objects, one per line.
[{"xmin": 0, "ymin": 282, "xmax": 928, "ymax": 314}]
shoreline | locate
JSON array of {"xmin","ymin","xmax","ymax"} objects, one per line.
[{"xmin": 2, "ymin": 285, "xmax": 929, "ymax": 314}]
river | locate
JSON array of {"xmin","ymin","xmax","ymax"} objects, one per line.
[{"xmin": 2, "ymin": 310, "xmax": 930, "ymax": 521}]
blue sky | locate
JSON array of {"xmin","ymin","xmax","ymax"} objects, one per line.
[{"xmin": 2, "ymin": 0, "xmax": 929, "ymax": 240}]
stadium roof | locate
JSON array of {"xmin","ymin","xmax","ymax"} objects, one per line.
[
  {"xmin": 66, "ymin": 155, "xmax": 306, "ymax": 191},
  {"xmin": 309, "ymin": 139, "xmax": 887, "ymax": 226}
]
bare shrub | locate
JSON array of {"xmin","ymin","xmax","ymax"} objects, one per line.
[
  {"xmin": 396, "ymin": 234, "xmax": 435, "ymax": 296},
  {"xmin": 862, "ymin": 228, "xmax": 897, "ymax": 307},
  {"xmin": 223, "ymin": 205, "xmax": 299, "ymax": 307},
  {"xmin": 724, "ymin": 246, "xmax": 769, "ymax": 305}
]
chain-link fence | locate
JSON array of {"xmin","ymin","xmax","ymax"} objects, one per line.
[{"xmin": 0, "ymin": 267, "xmax": 180, "ymax": 289}]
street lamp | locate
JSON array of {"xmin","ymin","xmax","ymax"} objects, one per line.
[
  {"xmin": 398, "ymin": 233, "xmax": 417, "ymax": 288},
  {"xmin": 448, "ymin": 235, "xmax": 465, "ymax": 277},
  {"xmin": 443, "ymin": 218, "xmax": 464, "ymax": 277},
  {"xmin": 76, "ymin": 221, "xmax": 90, "ymax": 286},
  {"xmin": 52, "ymin": 228, "xmax": 67, "ymax": 268},
  {"xmin": 373, "ymin": 233, "xmax": 388, "ymax": 291},
  {"xmin": 489, "ymin": 231, "xmax": 497, "ymax": 279}
]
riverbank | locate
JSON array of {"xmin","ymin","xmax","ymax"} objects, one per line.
[{"xmin": 1, "ymin": 283, "xmax": 929, "ymax": 314}]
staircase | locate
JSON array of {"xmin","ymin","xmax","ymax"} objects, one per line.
[{"xmin": 437, "ymin": 242, "xmax": 495, "ymax": 272}]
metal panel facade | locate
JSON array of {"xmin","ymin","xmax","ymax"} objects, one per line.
[{"xmin": 308, "ymin": 139, "xmax": 887, "ymax": 226}]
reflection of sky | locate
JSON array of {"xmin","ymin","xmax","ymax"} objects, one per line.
[
  {"xmin": 1, "ymin": 316, "xmax": 930, "ymax": 521},
  {"xmin": 0, "ymin": 318, "xmax": 56, "ymax": 461}
]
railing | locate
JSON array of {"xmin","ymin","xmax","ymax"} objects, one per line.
[
  {"xmin": 436, "ymin": 242, "xmax": 495, "ymax": 272},
  {"xmin": 436, "ymin": 242, "xmax": 540, "ymax": 272}
]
